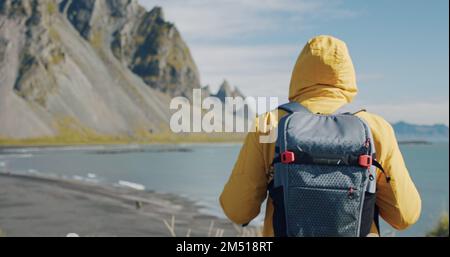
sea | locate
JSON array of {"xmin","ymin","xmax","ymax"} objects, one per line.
[{"xmin": 0, "ymin": 142, "xmax": 448, "ymax": 237}]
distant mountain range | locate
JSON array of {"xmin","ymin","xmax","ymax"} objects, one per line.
[{"xmin": 392, "ymin": 121, "xmax": 449, "ymax": 143}]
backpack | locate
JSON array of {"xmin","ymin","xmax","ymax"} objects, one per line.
[{"xmin": 268, "ymin": 102, "xmax": 387, "ymax": 237}]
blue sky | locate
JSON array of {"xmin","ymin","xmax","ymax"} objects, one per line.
[{"xmin": 139, "ymin": 0, "xmax": 449, "ymax": 125}]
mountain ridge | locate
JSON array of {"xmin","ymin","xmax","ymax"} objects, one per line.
[
  {"xmin": 392, "ymin": 121, "xmax": 449, "ymax": 142},
  {"xmin": 0, "ymin": 0, "xmax": 201, "ymax": 139}
]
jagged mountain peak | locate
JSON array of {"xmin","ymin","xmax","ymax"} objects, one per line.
[
  {"xmin": 58, "ymin": 0, "xmax": 201, "ymax": 99},
  {"xmin": 217, "ymin": 80, "xmax": 233, "ymax": 95},
  {"xmin": 148, "ymin": 5, "xmax": 164, "ymax": 21},
  {"xmin": 61, "ymin": 0, "xmax": 146, "ymax": 37},
  {"xmin": 215, "ymin": 80, "xmax": 245, "ymax": 102}
]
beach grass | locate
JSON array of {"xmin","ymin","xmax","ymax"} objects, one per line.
[
  {"xmin": 163, "ymin": 215, "xmax": 262, "ymax": 237},
  {"xmin": 0, "ymin": 117, "xmax": 246, "ymax": 147},
  {"xmin": 426, "ymin": 212, "xmax": 449, "ymax": 237},
  {"xmin": 0, "ymin": 132, "xmax": 246, "ymax": 147}
]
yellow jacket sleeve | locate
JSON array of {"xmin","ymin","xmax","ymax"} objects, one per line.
[
  {"xmin": 219, "ymin": 131, "xmax": 268, "ymax": 225},
  {"xmin": 359, "ymin": 113, "xmax": 422, "ymax": 230}
]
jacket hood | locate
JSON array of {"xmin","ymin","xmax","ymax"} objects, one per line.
[{"xmin": 289, "ymin": 35, "xmax": 358, "ymax": 113}]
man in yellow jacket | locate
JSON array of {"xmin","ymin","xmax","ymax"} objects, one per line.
[{"xmin": 220, "ymin": 35, "xmax": 421, "ymax": 236}]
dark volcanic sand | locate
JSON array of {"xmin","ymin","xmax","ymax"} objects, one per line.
[{"xmin": 0, "ymin": 173, "xmax": 243, "ymax": 237}]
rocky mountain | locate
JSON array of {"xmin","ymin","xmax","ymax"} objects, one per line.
[
  {"xmin": 392, "ymin": 122, "xmax": 449, "ymax": 142},
  {"xmin": 0, "ymin": 0, "xmax": 201, "ymax": 139},
  {"xmin": 210, "ymin": 80, "xmax": 254, "ymax": 124},
  {"xmin": 214, "ymin": 80, "xmax": 245, "ymax": 103},
  {"xmin": 61, "ymin": 1, "xmax": 200, "ymax": 98}
]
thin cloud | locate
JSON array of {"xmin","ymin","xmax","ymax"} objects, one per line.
[
  {"xmin": 345, "ymin": 102, "xmax": 450, "ymax": 126},
  {"xmin": 138, "ymin": 0, "xmax": 358, "ymax": 96},
  {"xmin": 191, "ymin": 44, "xmax": 299, "ymax": 97},
  {"xmin": 139, "ymin": 0, "xmax": 356, "ymax": 42},
  {"xmin": 192, "ymin": 44, "xmax": 298, "ymax": 76},
  {"xmin": 138, "ymin": 0, "xmax": 448, "ymax": 125}
]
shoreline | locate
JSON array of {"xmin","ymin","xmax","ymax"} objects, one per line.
[
  {"xmin": 1, "ymin": 140, "xmax": 446, "ymax": 149},
  {"xmin": 0, "ymin": 133, "xmax": 247, "ymax": 148},
  {"xmin": 0, "ymin": 172, "xmax": 247, "ymax": 237},
  {"xmin": 0, "ymin": 142, "xmax": 244, "ymax": 151},
  {"xmin": 0, "ymin": 143, "xmax": 243, "ymax": 157}
]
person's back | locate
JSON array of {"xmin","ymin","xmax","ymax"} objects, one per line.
[{"xmin": 220, "ymin": 35, "xmax": 421, "ymax": 236}]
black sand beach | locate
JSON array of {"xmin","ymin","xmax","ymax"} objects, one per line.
[{"xmin": 0, "ymin": 173, "xmax": 246, "ymax": 237}]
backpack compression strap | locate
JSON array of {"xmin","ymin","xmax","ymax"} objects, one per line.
[{"xmin": 272, "ymin": 151, "xmax": 389, "ymax": 180}]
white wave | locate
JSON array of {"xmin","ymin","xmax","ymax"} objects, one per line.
[
  {"xmin": 0, "ymin": 154, "xmax": 33, "ymax": 159},
  {"xmin": 70, "ymin": 174, "xmax": 100, "ymax": 184},
  {"xmin": 72, "ymin": 175, "xmax": 84, "ymax": 181},
  {"xmin": 27, "ymin": 169, "xmax": 38, "ymax": 174},
  {"xmin": 117, "ymin": 180, "xmax": 146, "ymax": 191},
  {"xmin": 3, "ymin": 145, "xmax": 143, "ymax": 155}
]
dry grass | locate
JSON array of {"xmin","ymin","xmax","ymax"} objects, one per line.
[
  {"xmin": 0, "ymin": 116, "xmax": 246, "ymax": 147},
  {"xmin": 48, "ymin": 27, "xmax": 61, "ymax": 42},
  {"xmin": 162, "ymin": 215, "xmax": 263, "ymax": 237},
  {"xmin": 46, "ymin": 1, "xmax": 57, "ymax": 15},
  {"xmin": 50, "ymin": 51, "xmax": 64, "ymax": 65},
  {"xmin": 0, "ymin": 117, "xmax": 132, "ymax": 146},
  {"xmin": 90, "ymin": 30, "xmax": 104, "ymax": 49},
  {"xmin": 0, "ymin": 132, "xmax": 245, "ymax": 146}
]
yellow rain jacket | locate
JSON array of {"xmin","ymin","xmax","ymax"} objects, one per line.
[{"xmin": 220, "ymin": 35, "xmax": 421, "ymax": 236}]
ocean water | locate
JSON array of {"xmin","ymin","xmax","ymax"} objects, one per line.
[{"xmin": 0, "ymin": 143, "xmax": 448, "ymax": 237}]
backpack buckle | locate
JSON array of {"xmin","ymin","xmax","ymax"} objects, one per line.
[
  {"xmin": 358, "ymin": 155, "xmax": 372, "ymax": 168},
  {"xmin": 281, "ymin": 151, "xmax": 295, "ymax": 164}
]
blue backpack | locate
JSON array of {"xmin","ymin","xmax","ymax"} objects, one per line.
[{"xmin": 268, "ymin": 102, "xmax": 389, "ymax": 237}]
